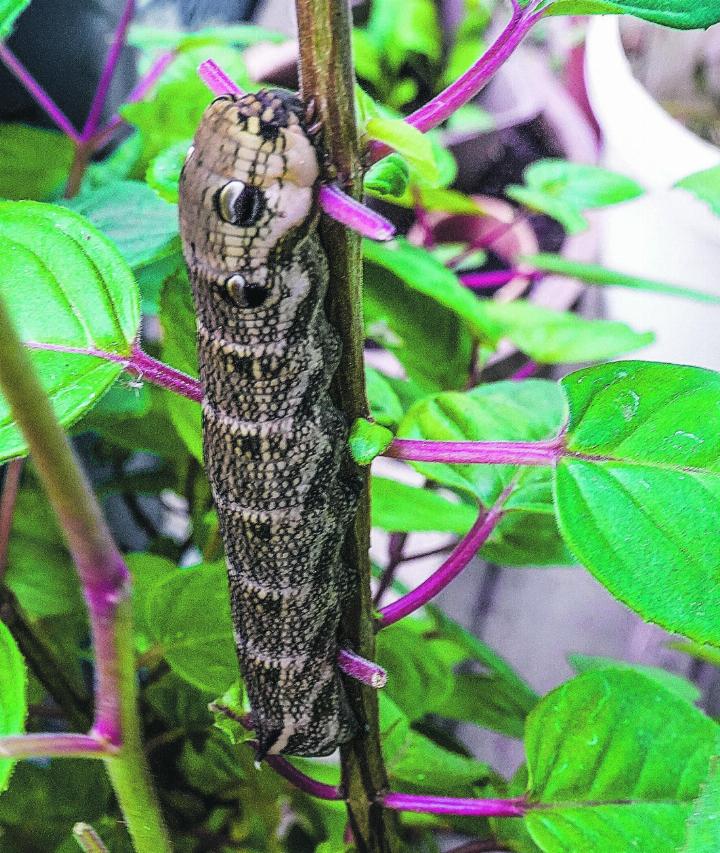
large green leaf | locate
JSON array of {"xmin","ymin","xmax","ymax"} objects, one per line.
[
  {"xmin": 0, "ymin": 621, "xmax": 26, "ymax": 793},
  {"xmin": 145, "ymin": 562, "xmax": 237, "ymax": 695},
  {"xmin": 0, "ymin": 0, "xmax": 29, "ymax": 38},
  {"xmin": 542, "ymin": 0, "xmax": 720, "ymax": 29},
  {"xmin": 524, "ymin": 670, "xmax": 719, "ymax": 852},
  {"xmin": 64, "ymin": 180, "xmax": 180, "ymax": 271},
  {"xmin": 0, "ymin": 125, "xmax": 73, "ymax": 201},
  {"xmin": 365, "ymin": 367, "xmax": 404, "ymax": 429},
  {"xmin": 556, "ymin": 361, "xmax": 720, "ymax": 645},
  {"xmin": 526, "ymin": 253, "xmax": 720, "ymax": 304},
  {"xmin": 364, "ymin": 239, "xmax": 653, "ymax": 364},
  {"xmin": 506, "ymin": 159, "xmax": 643, "ymax": 235},
  {"xmin": 397, "ymin": 380, "xmax": 573, "ymax": 566},
  {"xmin": 0, "ymin": 202, "xmax": 140, "ymax": 460}
]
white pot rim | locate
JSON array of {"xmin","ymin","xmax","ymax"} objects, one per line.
[{"xmin": 585, "ymin": 16, "xmax": 720, "ymax": 188}]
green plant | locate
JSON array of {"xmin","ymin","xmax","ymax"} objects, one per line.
[{"xmin": 1, "ymin": 0, "xmax": 720, "ymax": 851}]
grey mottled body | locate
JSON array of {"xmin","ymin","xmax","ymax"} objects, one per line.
[{"xmin": 178, "ymin": 90, "xmax": 358, "ymax": 757}]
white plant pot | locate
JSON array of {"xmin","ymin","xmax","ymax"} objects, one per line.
[{"xmin": 585, "ymin": 16, "xmax": 720, "ymax": 369}]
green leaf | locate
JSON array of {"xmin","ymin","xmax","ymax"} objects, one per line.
[
  {"xmin": 526, "ymin": 253, "xmax": 720, "ymax": 304},
  {"xmin": 568, "ymin": 653, "xmax": 701, "ymax": 704},
  {"xmin": 0, "ymin": 124, "xmax": 73, "ymax": 201},
  {"xmin": 676, "ymin": 165, "xmax": 720, "ymax": 216},
  {"xmin": 683, "ymin": 747, "xmax": 720, "ymax": 853},
  {"xmin": 128, "ymin": 23, "xmax": 285, "ymax": 51},
  {"xmin": 83, "ymin": 132, "xmax": 144, "ymax": 192},
  {"xmin": 364, "ymin": 261, "xmax": 474, "ymax": 391},
  {"xmin": 363, "ymin": 0, "xmax": 441, "ymax": 71},
  {"xmin": 159, "ymin": 270, "xmax": 202, "ymax": 462},
  {"xmin": 64, "ymin": 180, "xmax": 180, "ymax": 271},
  {"xmin": 365, "ymin": 117, "xmax": 439, "ymax": 185},
  {"xmin": 556, "ymin": 361, "xmax": 720, "ymax": 646},
  {"xmin": 506, "ymin": 159, "xmax": 643, "ymax": 234},
  {"xmin": 0, "ymin": 202, "xmax": 140, "ymax": 460},
  {"xmin": 524, "ymin": 670, "xmax": 719, "ymax": 852},
  {"xmin": 146, "ymin": 140, "xmax": 191, "ymax": 204},
  {"xmin": 543, "ymin": 0, "xmax": 720, "ymax": 29},
  {"xmin": 349, "ymin": 418, "xmax": 393, "ymax": 465},
  {"xmin": 0, "ymin": 621, "xmax": 25, "ymax": 793},
  {"xmin": 366, "ymin": 367, "xmax": 404, "ymax": 429},
  {"xmin": 0, "ymin": 0, "xmax": 29, "ymax": 39},
  {"xmin": 371, "ymin": 476, "xmax": 476, "ymax": 535},
  {"xmin": 145, "ymin": 562, "xmax": 236, "ymax": 694},
  {"xmin": 364, "ymin": 239, "xmax": 653, "ymax": 363},
  {"xmin": 397, "ymin": 380, "xmax": 573, "ymax": 566},
  {"xmin": 380, "ymin": 693, "xmax": 491, "ymax": 793},
  {"xmin": 125, "ymin": 553, "xmax": 177, "ymax": 640}
]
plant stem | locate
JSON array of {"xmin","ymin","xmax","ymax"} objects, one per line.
[
  {"xmin": 381, "ymin": 793, "xmax": 526, "ymax": 818},
  {"xmin": 386, "ymin": 438, "xmax": 562, "ymax": 465},
  {"xmin": 0, "ymin": 42, "xmax": 82, "ymax": 141},
  {"xmin": 0, "ymin": 297, "xmax": 171, "ymax": 851},
  {"xmin": 0, "ymin": 459, "xmax": 23, "ymax": 583},
  {"xmin": 264, "ymin": 755, "xmax": 343, "ymax": 800},
  {"xmin": 81, "ymin": 0, "xmax": 135, "ymax": 141},
  {"xmin": 0, "ymin": 732, "xmax": 112, "ymax": 759},
  {"xmin": 295, "ymin": 1, "xmax": 399, "ymax": 850},
  {"xmin": 129, "ymin": 344, "xmax": 203, "ymax": 402},
  {"xmin": 377, "ymin": 487, "xmax": 512, "ymax": 628},
  {"xmin": 337, "ymin": 648, "xmax": 388, "ymax": 688}
]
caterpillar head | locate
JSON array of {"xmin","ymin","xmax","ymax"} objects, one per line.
[{"xmin": 178, "ymin": 88, "xmax": 321, "ymax": 312}]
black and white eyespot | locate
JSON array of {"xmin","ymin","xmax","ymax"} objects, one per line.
[
  {"xmin": 216, "ymin": 181, "xmax": 266, "ymax": 227},
  {"xmin": 226, "ymin": 273, "xmax": 269, "ymax": 308}
]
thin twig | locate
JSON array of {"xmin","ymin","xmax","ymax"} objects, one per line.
[{"xmin": 0, "ymin": 459, "xmax": 23, "ymax": 584}]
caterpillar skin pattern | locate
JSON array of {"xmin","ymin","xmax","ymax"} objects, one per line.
[{"xmin": 178, "ymin": 89, "xmax": 359, "ymax": 758}]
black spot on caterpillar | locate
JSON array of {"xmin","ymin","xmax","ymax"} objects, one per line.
[{"xmin": 178, "ymin": 89, "xmax": 359, "ymax": 757}]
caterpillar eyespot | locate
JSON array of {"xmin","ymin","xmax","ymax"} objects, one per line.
[
  {"xmin": 178, "ymin": 88, "xmax": 359, "ymax": 758},
  {"xmin": 215, "ymin": 180, "xmax": 266, "ymax": 227}
]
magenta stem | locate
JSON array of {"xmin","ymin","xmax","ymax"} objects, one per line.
[
  {"xmin": 129, "ymin": 344, "xmax": 203, "ymax": 402},
  {"xmin": 337, "ymin": 648, "xmax": 387, "ymax": 688},
  {"xmin": 382, "ymin": 792, "xmax": 526, "ymax": 818},
  {"xmin": 81, "ymin": 0, "xmax": 135, "ymax": 141},
  {"xmin": 511, "ymin": 360, "xmax": 539, "ymax": 381},
  {"xmin": 378, "ymin": 486, "xmax": 513, "ymax": 628},
  {"xmin": 461, "ymin": 269, "xmax": 524, "ymax": 289},
  {"xmin": 0, "ymin": 42, "xmax": 81, "ymax": 142},
  {"xmin": 91, "ymin": 50, "xmax": 176, "ymax": 151},
  {"xmin": 198, "ymin": 58, "xmax": 244, "ymax": 97},
  {"xmin": 385, "ymin": 437, "xmax": 561, "ymax": 466},
  {"xmin": 368, "ymin": 4, "xmax": 542, "ymax": 162},
  {"xmin": 264, "ymin": 755, "xmax": 343, "ymax": 800},
  {"xmin": 0, "ymin": 732, "xmax": 115, "ymax": 760},
  {"xmin": 319, "ymin": 184, "xmax": 395, "ymax": 241}
]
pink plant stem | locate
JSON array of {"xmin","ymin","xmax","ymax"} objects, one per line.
[
  {"xmin": 318, "ymin": 184, "xmax": 396, "ymax": 240},
  {"xmin": 511, "ymin": 360, "xmax": 539, "ymax": 381},
  {"xmin": 385, "ymin": 437, "xmax": 561, "ymax": 466},
  {"xmin": 263, "ymin": 755, "xmax": 343, "ymax": 800},
  {"xmin": 337, "ymin": 648, "xmax": 387, "ymax": 688},
  {"xmin": 0, "ymin": 732, "xmax": 115, "ymax": 760},
  {"xmin": 198, "ymin": 58, "xmax": 244, "ymax": 97},
  {"xmin": 129, "ymin": 344, "xmax": 203, "ymax": 403},
  {"xmin": 461, "ymin": 269, "xmax": 525, "ymax": 289},
  {"xmin": 381, "ymin": 792, "xmax": 526, "ymax": 818},
  {"xmin": 378, "ymin": 486, "xmax": 513, "ymax": 628},
  {"xmin": 368, "ymin": 4, "xmax": 542, "ymax": 162},
  {"xmin": 0, "ymin": 42, "xmax": 81, "ymax": 142},
  {"xmin": 81, "ymin": 0, "xmax": 135, "ymax": 141},
  {"xmin": 91, "ymin": 50, "xmax": 176, "ymax": 151}
]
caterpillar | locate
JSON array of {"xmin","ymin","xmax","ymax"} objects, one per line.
[{"xmin": 178, "ymin": 89, "xmax": 359, "ymax": 758}]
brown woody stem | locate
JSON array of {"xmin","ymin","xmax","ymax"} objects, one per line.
[{"xmin": 295, "ymin": 1, "xmax": 400, "ymax": 850}]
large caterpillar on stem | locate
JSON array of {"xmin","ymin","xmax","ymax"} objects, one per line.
[{"xmin": 178, "ymin": 89, "xmax": 359, "ymax": 757}]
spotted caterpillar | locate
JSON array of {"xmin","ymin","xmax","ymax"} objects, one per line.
[{"xmin": 178, "ymin": 89, "xmax": 359, "ymax": 757}]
